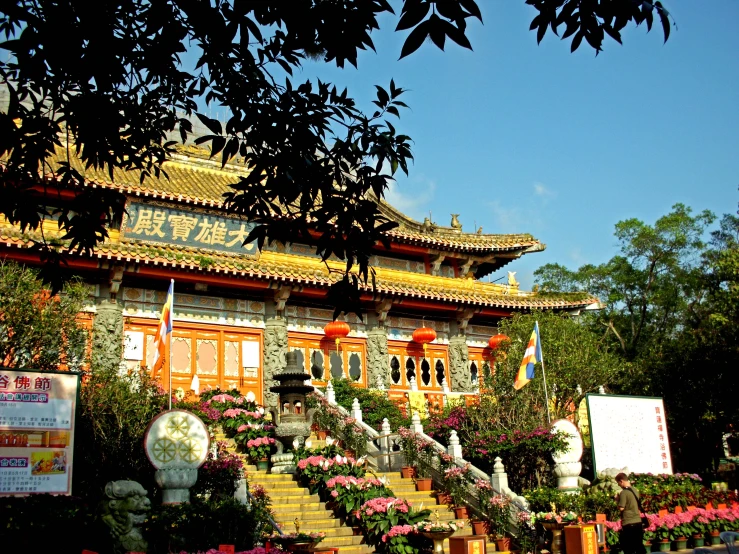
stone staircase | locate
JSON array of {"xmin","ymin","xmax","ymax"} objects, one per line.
[
  {"xmin": 248, "ymin": 469, "xmax": 372, "ymax": 554},
  {"xmin": 372, "ymin": 470, "xmax": 500, "ymax": 553},
  {"xmin": 215, "ymin": 429, "xmax": 501, "ymax": 554}
]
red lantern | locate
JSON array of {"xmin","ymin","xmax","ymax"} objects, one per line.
[
  {"xmin": 488, "ymin": 334, "xmax": 510, "ymax": 350},
  {"xmin": 412, "ymin": 326, "xmax": 437, "ymax": 357},
  {"xmin": 324, "ymin": 320, "xmax": 350, "ymax": 350}
]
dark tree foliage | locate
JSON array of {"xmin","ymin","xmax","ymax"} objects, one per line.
[{"xmin": 0, "ymin": 0, "xmax": 671, "ymax": 315}]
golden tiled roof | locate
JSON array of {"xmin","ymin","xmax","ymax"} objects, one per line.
[
  {"xmin": 30, "ymin": 145, "xmax": 544, "ymax": 255},
  {"xmin": 0, "ymin": 224, "xmax": 597, "ymax": 311}
]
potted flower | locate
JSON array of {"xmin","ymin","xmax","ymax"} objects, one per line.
[
  {"xmin": 398, "ymin": 427, "xmax": 420, "ymax": 479},
  {"xmin": 471, "ymin": 479, "xmax": 494, "ymax": 536},
  {"xmin": 414, "ymin": 436, "xmax": 438, "ymax": 492},
  {"xmin": 488, "ymin": 494, "xmax": 513, "ymax": 550},
  {"xmin": 416, "ymin": 519, "xmax": 466, "ymax": 554},
  {"xmin": 444, "ymin": 464, "xmax": 473, "ymax": 519},
  {"xmin": 654, "ymin": 518, "xmax": 672, "ymax": 552},
  {"xmin": 341, "ymin": 417, "xmax": 368, "ymax": 459},
  {"xmin": 246, "ymin": 436, "xmax": 276, "ymax": 469},
  {"xmin": 269, "ymin": 531, "xmax": 326, "ymax": 550},
  {"xmin": 643, "ymin": 528, "xmax": 655, "ymax": 550}
]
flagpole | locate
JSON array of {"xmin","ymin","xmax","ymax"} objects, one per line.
[
  {"xmin": 168, "ymin": 279, "xmax": 174, "ymax": 411},
  {"xmin": 537, "ymin": 321, "xmax": 552, "ymax": 425}
]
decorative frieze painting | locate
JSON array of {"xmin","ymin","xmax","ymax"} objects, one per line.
[{"xmin": 121, "ymin": 287, "xmax": 266, "ymax": 327}]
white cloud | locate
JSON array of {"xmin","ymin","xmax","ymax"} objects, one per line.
[
  {"xmin": 384, "ymin": 175, "xmax": 436, "ymax": 220},
  {"xmin": 488, "ymin": 200, "xmax": 525, "ymax": 233},
  {"xmin": 533, "ymin": 181, "xmax": 555, "ymax": 198},
  {"xmin": 569, "ymin": 247, "xmax": 586, "ymax": 265}
]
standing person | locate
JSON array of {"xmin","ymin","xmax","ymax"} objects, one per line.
[{"xmin": 615, "ymin": 472, "xmax": 646, "ymax": 554}]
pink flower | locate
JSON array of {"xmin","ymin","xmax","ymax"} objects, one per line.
[
  {"xmin": 331, "ymin": 490, "xmax": 339, "ymax": 498},
  {"xmin": 238, "ymin": 424, "xmax": 248, "ymax": 433}
]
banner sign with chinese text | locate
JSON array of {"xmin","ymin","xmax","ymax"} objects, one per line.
[
  {"xmin": 586, "ymin": 394, "xmax": 673, "ymax": 475},
  {"xmin": 122, "ymin": 201, "xmax": 258, "ymax": 256},
  {"xmin": 0, "ymin": 370, "xmax": 80, "ymax": 496}
]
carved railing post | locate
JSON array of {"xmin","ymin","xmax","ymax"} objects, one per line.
[
  {"xmin": 326, "ymin": 381, "xmax": 335, "ymax": 404},
  {"xmin": 448, "ymin": 430, "xmax": 463, "ymax": 460},
  {"xmin": 351, "ymin": 398, "xmax": 363, "ymax": 423},
  {"xmin": 411, "ymin": 411, "xmax": 424, "ymax": 434},
  {"xmin": 491, "ymin": 456, "xmax": 509, "ymax": 494}
]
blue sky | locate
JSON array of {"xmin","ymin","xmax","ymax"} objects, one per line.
[{"xmin": 297, "ymin": 1, "xmax": 738, "ymax": 289}]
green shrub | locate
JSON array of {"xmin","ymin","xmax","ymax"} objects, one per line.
[
  {"xmin": 191, "ymin": 450, "xmax": 245, "ymax": 501},
  {"xmin": 0, "ymin": 495, "xmax": 103, "ymax": 554},
  {"xmin": 75, "ymin": 367, "xmax": 168, "ymax": 499},
  {"xmin": 146, "ymin": 497, "xmax": 265, "ymax": 553},
  {"xmin": 327, "ymin": 378, "xmax": 409, "ymax": 431}
]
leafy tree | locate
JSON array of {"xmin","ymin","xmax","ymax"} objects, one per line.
[
  {"xmin": 0, "ymin": 261, "xmax": 88, "ymax": 371},
  {"xmin": 649, "ymin": 212, "xmax": 739, "ymax": 473},
  {"xmin": 491, "ymin": 310, "xmax": 626, "ymax": 426},
  {"xmin": 534, "ymin": 204, "xmax": 715, "ymax": 363},
  {"xmin": 0, "ymin": 0, "xmax": 672, "ymax": 313},
  {"xmin": 534, "ymin": 204, "xmax": 738, "ymax": 474}
]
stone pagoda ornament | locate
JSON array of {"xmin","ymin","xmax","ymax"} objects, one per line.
[{"xmin": 269, "ymin": 351, "xmax": 315, "ymax": 474}]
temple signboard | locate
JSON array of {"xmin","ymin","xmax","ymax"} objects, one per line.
[
  {"xmin": 0, "ymin": 369, "xmax": 80, "ymax": 496},
  {"xmin": 122, "ymin": 201, "xmax": 258, "ymax": 256}
]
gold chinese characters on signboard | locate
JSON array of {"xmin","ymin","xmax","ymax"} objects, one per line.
[{"xmin": 122, "ymin": 201, "xmax": 258, "ymax": 256}]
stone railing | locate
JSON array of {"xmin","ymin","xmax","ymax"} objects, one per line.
[{"xmin": 315, "ymin": 382, "xmax": 530, "ymax": 516}]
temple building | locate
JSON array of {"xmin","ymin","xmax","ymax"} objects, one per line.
[{"xmin": 0, "ymin": 146, "xmax": 598, "ymax": 411}]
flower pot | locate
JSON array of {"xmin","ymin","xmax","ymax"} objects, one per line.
[
  {"xmin": 256, "ymin": 459, "xmax": 269, "ymax": 471},
  {"xmin": 658, "ymin": 540, "xmax": 671, "ymax": 552},
  {"xmin": 316, "ymin": 430, "xmax": 327, "ymax": 440},
  {"xmin": 454, "ymin": 506, "xmax": 469, "ymax": 519},
  {"xmin": 496, "ymin": 537, "xmax": 512, "ymax": 551},
  {"xmin": 401, "ymin": 466, "xmax": 417, "ymax": 479},
  {"xmin": 692, "ymin": 535, "xmax": 704, "ymax": 548},
  {"xmin": 643, "ymin": 541, "xmax": 651, "ymax": 551},
  {"xmin": 344, "ymin": 449, "xmax": 354, "ymax": 458},
  {"xmin": 672, "ymin": 538, "xmax": 687, "ymax": 551},
  {"xmin": 436, "ymin": 492, "xmax": 452, "ymax": 505},
  {"xmin": 471, "ymin": 520, "xmax": 489, "ymax": 536},
  {"xmin": 416, "ymin": 477, "xmax": 433, "ymax": 491},
  {"xmin": 709, "ymin": 532, "xmax": 721, "ymax": 545}
]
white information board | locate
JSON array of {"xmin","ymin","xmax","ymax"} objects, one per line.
[{"xmin": 586, "ymin": 394, "xmax": 673, "ymax": 475}]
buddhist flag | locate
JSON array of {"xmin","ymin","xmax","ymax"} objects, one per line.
[
  {"xmin": 514, "ymin": 322, "xmax": 542, "ymax": 390},
  {"xmin": 151, "ymin": 279, "xmax": 174, "ymax": 377}
]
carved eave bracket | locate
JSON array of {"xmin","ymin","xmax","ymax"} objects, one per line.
[
  {"xmin": 458, "ymin": 258, "xmax": 476, "ymax": 277},
  {"xmin": 429, "ymin": 253, "xmax": 446, "ymax": 276},
  {"xmin": 375, "ymin": 299, "xmax": 394, "ymax": 327},
  {"xmin": 109, "ymin": 264, "xmax": 125, "ymax": 299},
  {"xmin": 273, "ymin": 285, "xmax": 293, "ymax": 315},
  {"xmin": 455, "ymin": 307, "xmax": 478, "ymax": 334}
]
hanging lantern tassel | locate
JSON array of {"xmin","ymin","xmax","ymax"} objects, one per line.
[
  {"xmin": 324, "ymin": 320, "xmax": 351, "ymax": 352},
  {"xmin": 412, "ymin": 326, "xmax": 437, "ymax": 359}
]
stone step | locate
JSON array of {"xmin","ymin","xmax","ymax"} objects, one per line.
[
  {"xmin": 319, "ymin": 535, "xmax": 367, "ymax": 547},
  {"xmin": 392, "ymin": 491, "xmax": 440, "ymax": 500},
  {"xmin": 319, "ymin": 545, "xmax": 373, "ymax": 554},
  {"xmin": 258, "ymin": 481, "xmax": 306, "ymax": 491},
  {"xmin": 265, "ymin": 493, "xmax": 319, "ymax": 503},
  {"xmin": 276, "ymin": 509, "xmax": 338, "ymax": 521},
  {"xmin": 264, "ymin": 501, "xmax": 326, "ymax": 510},
  {"xmin": 273, "ymin": 517, "xmax": 342, "ymax": 529},
  {"xmin": 249, "ymin": 473, "xmax": 296, "ymax": 481}
]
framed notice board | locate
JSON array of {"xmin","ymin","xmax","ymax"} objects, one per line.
[
  {"xmin": 0, "ymin": 369, "xmax": 80, "ymax": 495},
  {"xmin": 586, "ymin": 394, "xmax": 673, "ymax": 475}
]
